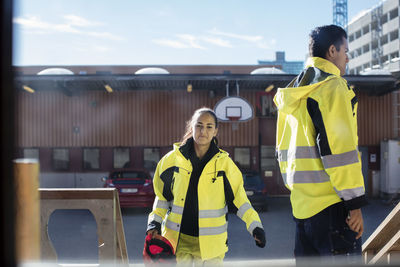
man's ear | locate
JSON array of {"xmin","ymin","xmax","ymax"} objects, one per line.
[{"xmin": 326, "ymin": 44, "xmax": 337, "ymax": 60}]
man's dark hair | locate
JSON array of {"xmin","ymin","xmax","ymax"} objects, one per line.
[{"xmin": 309, "ymin": 25, "xmax": 347, "ymax": 58}]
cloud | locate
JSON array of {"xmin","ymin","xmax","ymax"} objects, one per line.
[
  {"xmin": 153, "ymin": 34, "xmax": 206, "ymax": 49},
  {"xmin": 13, "ymin": 15, "xmax": 123, "ymax": 41},
  {"xmin": 208, "ymin": 28, "xmax": 275, "ymax": 50},
  {"xmin": 201, "ymin": 36, "xmax": 232, "ymax": 48},
  {"xmin": 153, "ymin": 39, "xmax": 189, "ymax": 49},
  {"xmin": 63, "ymin": 14, "xmax": 103, "ymax": 27},
  {"xmin": 208, "ymin": 28, "xmax": 263, "ymax": 42}
]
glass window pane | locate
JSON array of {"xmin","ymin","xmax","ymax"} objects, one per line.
[
  {"xmin": 53, "ymin": 148, "xmax": 69, "ymax": 171},
  {"xmin": 260, "ymin": 145, "xmax": 277, "ymax": 171},
  {"xmin": 83, "ymin": 148, "xmax": 100, "ymax": 170},
  {"xmin": 234, "ymin": 148, "xmax": 250, "ymax": 169},
  {"xmin": 144, "ymin": 148, "xmax": 160, "ymax": 171},
  {"xmin": 113, "ymin": 148, "xmax": 130, "ymax": 169},
  {"xmin": 24, "ymin": 148, "xmax": 39, "ymax": 159}
]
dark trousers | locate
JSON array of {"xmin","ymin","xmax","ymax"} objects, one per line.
[{"xmin": 293, "ymin": 202, "xmax": 362, "ymax": 265}]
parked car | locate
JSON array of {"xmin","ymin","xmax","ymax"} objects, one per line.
[
  {"xmin": 242, "ymin": 170, "xmax": 268, "ymax": 211},
  {"xmin": 102, "ymin": 169, "xmax": 155, "ymax": 208}
]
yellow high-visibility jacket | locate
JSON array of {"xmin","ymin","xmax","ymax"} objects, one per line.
[
  {"xmin": 273, "ymin": 57, "xmax": 367, "ymax": 219},
  {"xmin": 147, "ymin": 142, "xmax": 263, "ymax": 260}
]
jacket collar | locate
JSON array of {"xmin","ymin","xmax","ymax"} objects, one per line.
[
  {"xmin": 305, "ymin": 57, "xmax": 341, "ymax": 77},
  {"xmin": 178, "ymin": 137, "xmax": 220, "ymax": 160}
]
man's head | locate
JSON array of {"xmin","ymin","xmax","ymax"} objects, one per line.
[{"xmin": 309, "ymin": 25, "xmax": 349, "ymax": 76}]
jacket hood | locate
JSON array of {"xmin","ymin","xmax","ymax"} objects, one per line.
[{"xmin": 273, "ymin": 57, "xmax": 340, "ymax": 115}]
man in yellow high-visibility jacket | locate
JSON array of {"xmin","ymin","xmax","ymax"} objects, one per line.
[{"xmin": 274, "ymin": 25, "xmax": 367, "ymax": 262}]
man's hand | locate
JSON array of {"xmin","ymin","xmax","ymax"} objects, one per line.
[{"xmin": 346, "ymin": 208, "xmax": 363, "ymax": 239}]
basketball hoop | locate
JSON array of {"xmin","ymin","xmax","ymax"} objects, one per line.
[
  {"xmin": 227, "ymin": 116, "xmax": 241, "ymax": 131},
  {"xmin": 227, "ymin": 116, "xmax": 240, "ymax": 122}
]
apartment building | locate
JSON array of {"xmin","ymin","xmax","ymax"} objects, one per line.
[{"xmin": 347, "ymin": 0, "xmax": 400, "ymax": 74}]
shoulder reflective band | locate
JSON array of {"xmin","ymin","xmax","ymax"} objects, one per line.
[
  {"xmin": 277, "ymin": 146, "xmax": 320, "ymax": 162},
  {"xmin": 334, "ymin": 186, "xmax": 365, "ymax": 200},
  {"xmin": 199, "ymin": 223, "xmax": 228, "ymax": 236},
  {"xmin": 321, "ymin": 150, "xmax": 359, "ymax": 169},
  {"xmin": 248, "ymin": 221, "xmax": 263, "ymax": 235},
  {"xmin": 282, "ymin": 170, "xmax": 330, "ymax": 184},
  {"xmin": 236, "ymin": 203, "xmax": 252, "ymax": 219},
  {"xmin": 199, "ymin": 206, "xmax": 228, "ymax": 218},
  {"xmin": 165, "ymin": 219, "xmax": 180, "ymax": 232}
]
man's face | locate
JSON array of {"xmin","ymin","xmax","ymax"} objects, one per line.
[{"xmin": 330, "ymin": 37, "xmax": 349, "ymax": 76}]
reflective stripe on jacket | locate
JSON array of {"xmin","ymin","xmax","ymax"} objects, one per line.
[
  {"xmin": 273, "ymin": 57, "xmax": 366, "ymax": 219},
  {"xmin": 148, "ymin": 143, "xmax": 263, "ymax": 260}
]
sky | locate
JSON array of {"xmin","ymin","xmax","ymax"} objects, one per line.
[{"xmin": 12, "ymin": 0, "xmax": 383, "ymax": 66}]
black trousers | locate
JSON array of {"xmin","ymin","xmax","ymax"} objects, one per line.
[{"xmin": 293, "ymin": 202, "xmax": 362, "ymax": 265}]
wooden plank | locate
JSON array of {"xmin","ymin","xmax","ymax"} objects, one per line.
[
  {"xmin": 369, "ymin": 230, "xmax": 400, "ymax": 264},
  {"xmin": 40, "ymin": 188, "xmax": 115, "ymax": 199},
  {"xmin": 115, "ymin": 191, "xmax": 129, "ymax": 265},
  {"xmin": 40, "ymin": 188, "xmax": 129, "ymax": 266},
  {"xmin": 363, "ymin": 201, "xmax": 400, "ymax": 252}
]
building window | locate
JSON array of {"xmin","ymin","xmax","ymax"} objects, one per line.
[
  {"xmin": 381, "ymin": 13, "xmax": 388, "ymax": 24},
  {"xmin": 53, "ymin": 148, "xmax": 69, "ymax": 171},
  {"xmin": 144, "ymin": 148, "xmax": 160, "ymax": 172},
  {"xmin": 356, "ymin": 66, "xmax": 362, "ymax": 74},
  {"xmin": 381, "ymin": 55, "xmax": 389, "ymax": 64},
  {"xmin": 113, "ymin": 148, "xmax": 130, "ymax": 169},
  {"xmin": 363, "ymin": 44, "xmax": 370, "ymax": 53},
  {"xmin": 349, "ymin": 51, "xmax": 355, "ymax": 59},
  {"xmin": 371, "ymin": 40, "xmax": 378, "ymax": 49},
  {"xmin": 349, "ymin": 34, "xmax": 354, "ymax": 42},
  {"xmin": 260, "ymin": 146, "xmax": 276, "ymax": 170},
  {"xmin": 363, "ymin": 62, "xmax": 370, "ymax": 69},
  {"xmin": 23, "ymin": 148, "xmax": 39, "ymax": 159},
  {"xmin": 381, "ymin": 34, "xmax": 389, "ymax": 45},
  {"xmin": 356, "ymin": 47, "xmax": 362, "ymax": 56},
  {"xmin": 83, "ymin": 148, "xmax": 100, "ymax": 170},
  {"xmin": 234, "ymin": 148, "xmax": 250, "ymax": 169},
  {"xmin": 362, "ymin": 25, "xmax": 370, "ymax": 35},
  {"xmin": 355, "ymin": 30, "xmax": 362, "ymax": 39},
  {"xmin": 390, "ymin": 30, "xmax": 398, "ymax": 41},
  {"xmin": 391, "ymin": 51, "xmax": 399, "ymax": 61},
  {"xmin": 349, "ymin": 69, "xmax": 355, "ymax": 75},
  {"xmin": 389, "ymin": 8, "xmax": 398, "ymax": 20}
]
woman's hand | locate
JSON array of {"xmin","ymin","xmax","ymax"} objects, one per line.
[{"xmin": 147, "ymin": 229, "xmax": 161, "ymax": 238}]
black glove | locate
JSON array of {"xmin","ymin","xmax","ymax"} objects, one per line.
[{"xmin": 253, "ymin": 227, "xmax": 266, "ymax": 248}]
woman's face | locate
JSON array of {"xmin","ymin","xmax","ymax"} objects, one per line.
[{"xmin": 192, "ymin": 113, "xmax": 218, "ymax": 146}]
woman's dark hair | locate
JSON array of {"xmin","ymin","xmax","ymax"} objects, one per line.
[
  {"xmin": 180, "ymin": 107, "xmax": 218, "ymax": 145},
  {"xmin": 309, "ymin": 24, "xmax": 347, "ymax": 58}
]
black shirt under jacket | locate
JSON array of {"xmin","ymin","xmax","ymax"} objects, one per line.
[{"xmin": 179, "ymin": 137, "xmax": 220, "ymax": 236}]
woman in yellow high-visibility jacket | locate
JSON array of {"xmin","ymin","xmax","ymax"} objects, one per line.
[{"xmin": 146, "ymin": 107, "xmax": 265, "ymax": 266}]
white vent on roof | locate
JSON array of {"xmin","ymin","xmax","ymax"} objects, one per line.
[
  {"xmin": 135, "ymin": 67, "xmax": 170, "ymax": 75},
  {"xmin": 37, "ymin": 68, "xmax": 74, "ymax": 75},
  {"xmin": 250, "ymin": 67, "xmax": 286, "ymax": 74}
]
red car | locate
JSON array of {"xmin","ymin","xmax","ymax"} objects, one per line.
[{"xmin": 102, "ymin": 169, "xmax": 155, "ymax": 208}]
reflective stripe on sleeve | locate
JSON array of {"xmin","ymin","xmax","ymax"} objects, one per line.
[
  {"xmin": 199, "ymin": 223, "xmax": 228, "ymax": 236},
  {"xmin": 171, "ymin": 204, "xmax": 184, "ymax": 215},
  {"xmin": 334, "ymin": 186, "xmax": 365, "ymax": 201},
  {"xmin": 236, "ymin": 203, "xmax": 252, "ymax": 219},
  {"xmin": 148, "ymin": 213, "xmax": 163, "ymax": 224},
  {"xmin": 155, "ymin": 200, "xmax": 171, "ymax": 209},
  {"xmin": 248, "ymin": 221, "xmax": 263, "ymax": 235},
  {"xmin": 165, "ymin": 219, "xmax": 180, "ymax": 232},
  {"xmin": 321, "ymin": 150, "xmax": 359, "ymax": 169},
  {"xmin": 282, "ymin": 170, "xmax": 330, "ymax": 184},
  {"xmin": 278, "ymin": 146, "xmax": 320, "ymax": 162},
  {"xmin": 199, "ymin": 206, "xmax": 228, "ymax": 218}
]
